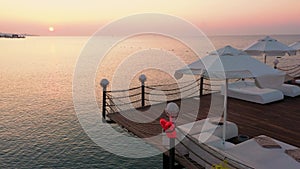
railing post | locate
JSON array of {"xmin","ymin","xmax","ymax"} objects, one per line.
[
  {"xmin": 100, "ymin": 79, "xmax": 109, "ymax": 120},
  {"xmin": 163, "ymin": 153, "xmax": 169, "ymax": 169},
  {"xmin": 199, "ymin": 76, "xmax": 204, "ymax": 97},
  {"xmin": 139, "ymin": 74, "xmax": 147, "ymax": 107},
  {"xmin": 165, "ymin": 102, "xmax": 179, "ymax": 169}
]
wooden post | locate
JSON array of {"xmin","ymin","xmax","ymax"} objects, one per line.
[
  {"xmin": 100, "ymin": 79, "xmax": 109, "ymax": 120},
  {"xmin": 169, "ymin": 138, "xmax": 175, "ymax": 169},
  {"xmin": 165, "ymin": 102, "xmax": 179, "ymax": 169},
  {"xmin": 200, "ymin": 76, "xmax": 204, "ymax": 97},
  {"xmin": 139, "ymin": 74, "xmax": 147, "ymax": 107},
  {"xmin": 163, "ymin": 153, "xmax": 169, "ymax": 169}
]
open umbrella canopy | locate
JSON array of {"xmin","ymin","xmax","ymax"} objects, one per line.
[
  {"xmin": 289, "ymin": 41, "xmax": 300, "ymax": 53},
  {"xmin": 175, "ymin": 45, "xmax": 286, "ymax": 144},
  {"xmin": 244, "ymin": 36, "xmax": 296, "ymax": 63},
  {"xmin": 176, "ymin": 45, "xmax": 282, "ymax": 79}
]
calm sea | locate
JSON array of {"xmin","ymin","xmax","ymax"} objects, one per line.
[{"xmin": 1, "ymin": 35, "xmax": 300, "ymax": 168}]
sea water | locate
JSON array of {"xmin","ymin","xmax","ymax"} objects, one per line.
[{"xmin": 1, "ymin": 35, "xmax": 300, "ymax": 168}]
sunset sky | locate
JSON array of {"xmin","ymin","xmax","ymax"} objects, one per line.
[{"xmin": 1, "ymin": 0, "xmax": 300, "ymax": 36}]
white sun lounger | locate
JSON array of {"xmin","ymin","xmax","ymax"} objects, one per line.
[
  {"xmin": 177, "ymin": 118, "xmax": 238, "ymax": 140},
  {"xmin": 221, "ymin": 81, "xmax": 284, "ymax": 104},
  {"xmin": 186, "ymin": 134, "xmax": 300, "ymax": 169},
  {"xmin": 187, "ymin": 133, "xmax": 239, "ymax": 169},
  {"xmin": 255, "ymin": 75, "xmax": 300, "ymax": 97},
  {"xmin": 177, "ymin": 118, "xmax": 238, "ymax": 154},
  {"xmin": 275, "ymin": 83, "xmax": 300, "ymax": 97},
  {"xmin": 175, "ymin": 118, "xmax": 238, "ymax": 156},
  {"xmin": 225, "ymin": 135, "xmax": 300, "ymax": 169},
  {"xmin": 178, "ymin": 131, "xmax": 252, "ymax": 169}
]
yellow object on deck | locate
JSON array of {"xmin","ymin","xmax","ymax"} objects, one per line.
[{"xmin": 211, "ymin": 160, "xmax": 230, "ymax": 169}]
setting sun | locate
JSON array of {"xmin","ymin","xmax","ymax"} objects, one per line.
[{"xmin": 48, "ymin": 26, "xmax": 54, "ymax": 32}]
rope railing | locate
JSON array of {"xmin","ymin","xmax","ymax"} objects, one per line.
[
  {"xmin": 107, "ymin": 92, "xmax": 142, "ymax": 99},
  {"xmin": 106, "ymin": 86, "xmax": 141, "ymax": 93},
  {"xmin": 145, "ymin": 98, "xmax": 166, "ymax": 103},
  {"xmin": 105, "ymin": 94, "xmax": 119, "ymax": 115},
  {"xmin": 100, "ymin": 75, "xmax": 219, "ymax": 119},
  {"xmin": 107, "ymin": 94, "xmax": 141, "ymax": 107},
  {"xmin": 147, "ymin": 78, "xmax": 200, "ymax": 88},
  {"xmin": 181, "ymin": 88, "xmax": 201, "ymax": 98},
  {"xmin": 145, "ymin": 83, "xmax": 198, "ymax": 96},
  {"xmin": 145, "ymin": 88, "xmax": 200, "ymax": 103},
  {"xmin": 146, "ymin": 78, "xmax": 200, "ymax": 92},
  {"xmin": 203, "ymin": 88, "xmax": 220, "ymax": 92},
  {"xmin": 204, "ymin": 83, "xmax": 221, "ymax": 87}
]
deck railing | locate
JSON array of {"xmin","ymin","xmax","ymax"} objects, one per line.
[{"xmin": 100, "ymin": 75, "xmax": 219, "ymax": 119}]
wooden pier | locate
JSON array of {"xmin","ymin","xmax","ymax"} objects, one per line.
[{"xmin": 107, "ymin": 93, "xmax": 300, "ymax": 168}]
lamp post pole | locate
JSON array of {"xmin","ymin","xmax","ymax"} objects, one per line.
[
  {"xmin": 100, "ymin": 79, "xmax": 109, "ymax": 120},
  {"xmin": 169, "ymin": 137, "xmax": 175, "ymax": 169},
  {"xmin": 165, "ymin": 102, "xmax": 179, "ymax": 169},
  {"xmin": 139, "ymin": 74, "xmax": 147, "ymax": 107}
]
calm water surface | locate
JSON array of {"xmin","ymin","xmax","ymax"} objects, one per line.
[{"xmin": 1, "ymin": 35, "xmax": 299, "ymax": 168}]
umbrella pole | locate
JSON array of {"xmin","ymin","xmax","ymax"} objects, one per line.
[{"xmin": 222, "ymin": 79, "xmax": 228, "ymax": 145}]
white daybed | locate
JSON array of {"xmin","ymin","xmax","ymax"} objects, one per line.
[
  {"xmin": 175, "ymin": 120, "xmax": 251, "ymax": 169},
  {"xmin": 176, "ymin": 118, "xmax": 247, "ymax": 168},
  {"xmin": 225, "ymin": 135, "xmax": 300, "ymax": 169},
  {"xmin": 255, "ymin": 74, "xmax": 300, "ymax": 97},
  {"xmin": 221, "ymin": 81, "xmax": 284, "ymax": 104},
  {"xmin": 187, "ymin": 133, "xmax": 244, "ymax": 169},
  {"xmin": 175, "ymin": 118, "xmax": 238, "ymax": 156}
]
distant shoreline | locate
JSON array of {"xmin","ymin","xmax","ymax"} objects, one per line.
[{"xmin": 0, "ymin": 32, "xmax": 39, "ymax": 39}]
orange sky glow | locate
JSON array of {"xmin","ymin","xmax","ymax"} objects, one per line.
[{"xmin": 1, "ymin": 0, "xmax": 300, "ymax": 36}]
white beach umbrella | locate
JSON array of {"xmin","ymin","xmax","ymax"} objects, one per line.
[
  {"xmin": 289, "ymin": 41, "xmax": 300, "ymax": 53},
  {"xmin": 176, "ymin": 45, "xmax": 283, "ymax": 144},
  {"xmin": 244, "ymin": 36, "xmax": 296, "ymax": 63}
]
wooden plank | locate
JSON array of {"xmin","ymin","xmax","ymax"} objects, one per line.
[{"xmin": 107, "ymin": 94, "xmax": 300, "ymax": 168}]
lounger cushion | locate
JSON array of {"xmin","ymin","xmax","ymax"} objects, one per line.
[
  {"xmin": 177, "ymin": 118, "xmax": 238, "ymax": 140},
  {"xmin": 225, "ymin": 135, "xmax": 300, "ymax": 169},
  {"xmin": 255, "ymin": 76, "xmax": 300, "ymax": 97},
  {"xmin": 276, "ymin": 84, "xmax": 300, "ymax": 97},
  {"xmin": 221, "ymin": 81, "xmax": 284, "ymax": 104}
]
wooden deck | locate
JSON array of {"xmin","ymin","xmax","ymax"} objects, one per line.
[{"xmin": 107, "ymin": 93, "xmax": 300, "ymax": 168}]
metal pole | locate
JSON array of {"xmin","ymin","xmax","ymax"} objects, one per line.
[
  {"xmin": 100, "ymin": 79, "xmax": 109, "ymax": 120},
  {"xmin": 141, "ymin": 83, "xmax": 145, "ymax": 107},
  {"xmin": 264, "ymin": 54, "xmax": 267, "ymax": 64},
  {"xmin": 222, "ymin": 79, "xmax": 228, "ymax": 144},
  {"xmin": 102, "ymin": 90, "xmax": 106, "ymax": 119},
  {"xmin": 200, "ymin": 76, "xmax": 204, "ymax": 97},
  {"xmin": 139, "ymin": 74, "xmax": 147, "ymax": 107},
  {"xmin": 163, "ymin": 153, "xmax": 169, "ymax": 169},
  {"xmin": 169, "ymin": 138, "xmax": 175, "ymax": 169},
  {"xmin": 164, "ymin": 103, "xmax": 179, "ymax": 169}
]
